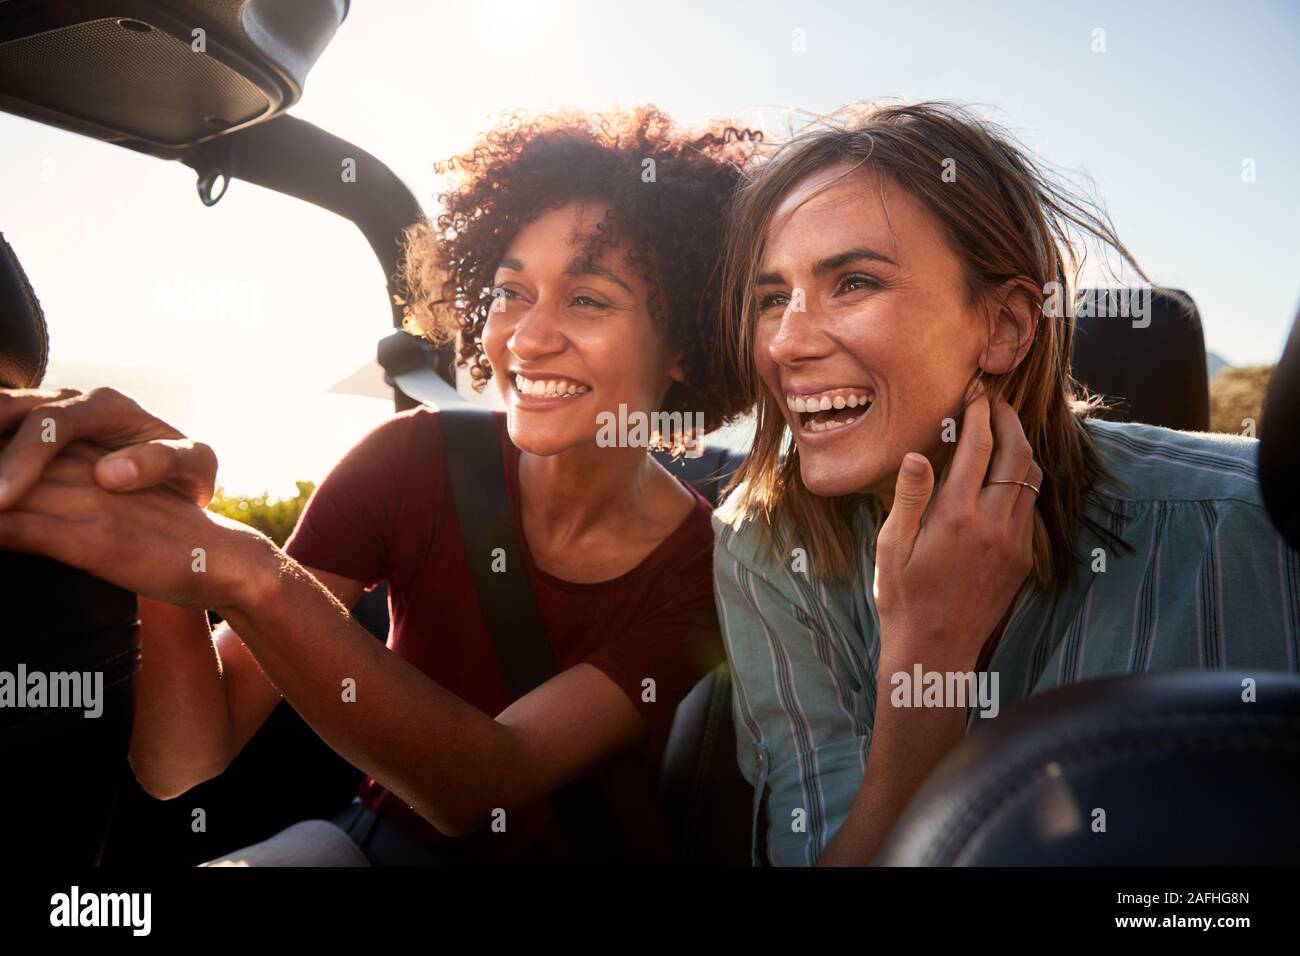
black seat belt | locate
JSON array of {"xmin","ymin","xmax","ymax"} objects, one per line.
[
  {"xmin": 438, "ymin": 405, "xmax": 632, "ymax": 863},
  {"xmin": 439, "ymin": 405, "xmax": 558, "ymax": 694}
]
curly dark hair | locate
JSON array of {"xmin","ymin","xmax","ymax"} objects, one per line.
[{"xmin": 397, "ymin": 106, "xmax": 762, "ymax": 432}]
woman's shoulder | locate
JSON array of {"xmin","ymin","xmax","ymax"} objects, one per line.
[
  {"xmin": 713, "ymin": 479, "xmax": 880, "ymax": 565},
  {"xmin": 357, "ymin": 403, "xmax": 443, "ymax": 447},
  {"xmin": 320, "ymin": 406, "xmax": 506, "ymax": 512},
  {"xmin": 362, "ymin": 404, "xmax": 509, "ymax": 464},
  {"xmin": 648, "ymin": 481, "xmax": 719, "ymax": 574},
  {"xmin": 711, "ymin": 480, "xmax": 782, "ymax": 574},
  {"xmin": 1083, "ymin": 417, "xmax": 1264, "ymax": 509},
  {"xmin": 711, "ymin": 480, "xmax": 856, "ymax": 590}
]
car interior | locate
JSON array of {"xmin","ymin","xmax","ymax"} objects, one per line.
[{"xmin": 1, "ymin": 0, "xmax": 1297, "ymax": 868}]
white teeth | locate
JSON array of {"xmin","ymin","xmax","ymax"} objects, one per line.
[
  {"xmin": 785, "ymin": 390, "xmax": 872, "ymax": 412},
  {"xmin": 805, "ymin": 414, "xmax": 859, "ymax": 433},
  {"xmin": 783, "ymin": 388, "xmax": 875, "ymax": 433},
  {"xmin": 515, "ymin": 375, "xmax": 589, "ymax": 398}
]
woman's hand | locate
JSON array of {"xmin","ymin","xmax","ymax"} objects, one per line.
[
  {"xmin": 0, "ymin": 436, "xmax": 274, "ymax": 611},
  {"xmin": 872, "ymin": 388, "xmax": 1042, "ymax": 674},
  {"xmin": 819, "ymin": 390, "xmax": 1041, "ymax": 866},
  {"xmin": 0, "ymin": 386, "xmax": 217, "ymax": 510}
]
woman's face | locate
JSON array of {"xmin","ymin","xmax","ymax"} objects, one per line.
[
  {"xmin": 482, "ymin": 201, "xmax": 684, "ymax": 457},
  {"xmin": 753, "ymin": 162, "xmax": 988, "ymax": 498}
]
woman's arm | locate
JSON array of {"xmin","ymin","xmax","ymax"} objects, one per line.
[
  {"xmin": 215, "ymin": 550, "xmax": 644, "ymax": 836},
  {"xmin": 0, "ymin": 440, "xmax": 647, "ymax": 836},
  {"xmin": 0, "ymin": 387, "xmax": 406, "ymax": 799},
  {"xmin": 127, "ymin": 564, "xmax": 362, "ymax": 800},
  {"xmin": 816, "ymin": 651, "xmax": 970, "ymax": 865},
  {"xmin": 714, "ymin": 543, "xmax": 873, "ymax": 866},
  {"xmin": 820, "ymin": 392, "xmax": 1040, "ymax": 865}
]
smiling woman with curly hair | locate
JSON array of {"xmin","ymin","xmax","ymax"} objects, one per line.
[
  {"xmin": 0, "ymin": 106, "xmax": 765, "ymax": 867},
  {"xmin": 401, "ymin": 106, "xmax": 759, "ymax": 433}
]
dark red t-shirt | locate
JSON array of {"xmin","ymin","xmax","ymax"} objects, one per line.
[{"xmin": 283, "ymin": 407, "xmax": 723, "ymax": 863}]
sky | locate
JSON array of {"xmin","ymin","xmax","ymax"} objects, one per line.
[{"xmin": 1, "ymin": 0, "xmax": 1297, "ymax": 495}]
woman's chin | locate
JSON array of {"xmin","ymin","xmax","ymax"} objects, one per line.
[
  {"xmin": 505, "ymin": 420, "xmax": 574, "ymax": 458},
  {"xmin": 508, "ymin": 420, "xmax": 613, "ymax": 459},
  {"xmin": 798, "ymin": 457, "xmax": 881, "ymax": 498}
]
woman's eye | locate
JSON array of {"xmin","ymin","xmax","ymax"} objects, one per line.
[
  {"xmin": 491, "ymin": 286, "xmax": 520, "ymax": 304},
  {"xmin": 758, "ymin": 291, "xmax": 789, "ymax": 311},
  {"xmin": 572, "ymin": 295, "xmax": 610, "ymax": 310},
  {"xmin": 838, "ymin": 273, "xmax": 880, "ymax": 294}
]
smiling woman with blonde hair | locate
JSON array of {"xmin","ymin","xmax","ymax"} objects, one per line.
[{"xmin": 712, "ymin": 101, "xmax": 1300, "ymax": 866}]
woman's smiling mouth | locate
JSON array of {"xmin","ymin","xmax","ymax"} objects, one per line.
[
  {"xmin": 512, "ymin": 373, "xmax": 591, "ymax": 405},
  {"xmin": 785, "ymin": 386, "xmax": 874, "ymax": 435}
]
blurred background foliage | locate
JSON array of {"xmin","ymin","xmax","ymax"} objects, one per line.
[
  {"xmin": 208, "ymin": 480, "xmax": 315, "ymax": 546},
  {"xmin": 1210, "ymin": 365, "xmax": 1274, "ymax": 436}
]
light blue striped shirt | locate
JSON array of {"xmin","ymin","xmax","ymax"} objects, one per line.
[{"xmin": 712, "ymin": 418, "xmax": 1300, "ymax": 866}]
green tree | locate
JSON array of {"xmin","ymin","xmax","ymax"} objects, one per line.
[{"xmin": 207, "ymin": 481, "xmax": 316, "ymax": 547}]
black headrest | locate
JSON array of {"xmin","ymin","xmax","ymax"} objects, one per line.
[
  {"xmin": 0, "ymin": 232, "xmax": 48, "ymax": 389},
  {"xmin": 1259, "ymin": 305, "xmax": 1300, "ymax": 548},
  {"xmin": 875, "ymin": 670, "xmax": 1300, "ymax": 865},
  {"xmin": 1071, "ymin": 287, "xmax": 1209, "ymax": 431}
]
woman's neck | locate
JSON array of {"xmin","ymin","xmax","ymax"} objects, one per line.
[
  {"xmin": 876, "ymin": 443, "xmax": 955, "ymax": 513},
  {"xmin": 517, "ymin": 442, "xmax": 664, "ymax": 549}
]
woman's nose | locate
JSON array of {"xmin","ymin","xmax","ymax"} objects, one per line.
[
  {"xmin": 507, "ymin": 296, "xmax": 566, "ymax": 358},
  {"xmin": 767, "ymin": 290, "xmax": 829, "ymax": 366}
]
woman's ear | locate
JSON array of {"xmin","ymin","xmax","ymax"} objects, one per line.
[
  {"xmin": 978, "ymin": 277, "xmax": 1040, "ymax": 376},
  {"xmin": 667, "ymin": 349, "xmax": 687, "ymax": 384},
  {"xmin": 658, "ymin": 351, "xmax": 688, "ymax": 411}
]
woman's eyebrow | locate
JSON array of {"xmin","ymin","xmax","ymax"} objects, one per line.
[
  {"xmin": 756, "ymin": 247, "xmax": 898, "ymax": 287},
  {"xmin": 564, "ymin": 260, "xmax": 634, "ymax": 295},
  {"xmin": 496, "ymin": 258, "xmax": 524, "ymax": 273},
  {"xmin": 812, "ymin": 247, "xmax": 897, "ymax": 275}
]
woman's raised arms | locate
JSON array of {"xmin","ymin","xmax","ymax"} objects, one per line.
[{"xmin": 0, "ymin": 433, "xmax": 647, "ymax": 835}]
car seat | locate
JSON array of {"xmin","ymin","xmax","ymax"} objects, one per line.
[{"xmin": 874, "ymin": 670, "xmax": 1300, "ymax": 865}]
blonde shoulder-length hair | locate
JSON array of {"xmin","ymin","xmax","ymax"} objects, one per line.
[{"xmin": 717, "ymin": 101, "xmax": 1145, "ymax": 593}]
